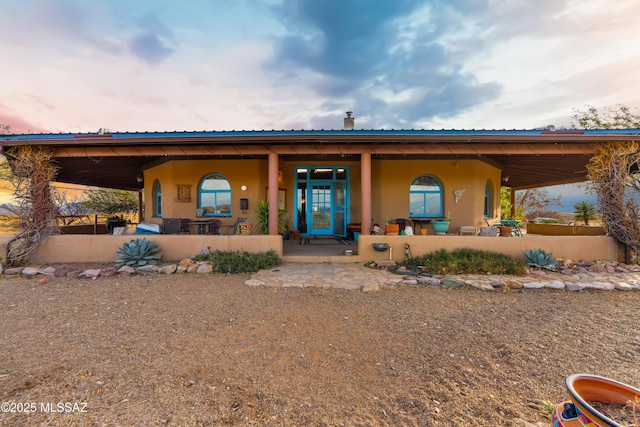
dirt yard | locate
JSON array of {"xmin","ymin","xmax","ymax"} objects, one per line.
[{"xmin": 1, "ymin": 271, "xmax": 639, "ymax": 426}]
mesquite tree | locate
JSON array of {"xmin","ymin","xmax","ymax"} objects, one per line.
[
  {"xmin": 3, "ymin": 146, "xmax": 59, "ymax": 265},
  {"xmin": 587, "ymin": 142, "xmax": 640, "ymax": 261},
  {"xmin": 574, "ymin": 105, "xmax": 640, "ymax": 262}
]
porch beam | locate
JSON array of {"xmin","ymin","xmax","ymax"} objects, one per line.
[{"xmin": 52, "ymin": 143, "xmax": 598, "ymax": 158}]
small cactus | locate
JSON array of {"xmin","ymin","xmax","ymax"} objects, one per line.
[
  {"xmin": 524, "ymin": 248, "xmax": 558, "ymax": 270},
  {"xmin": 115, "ymin": 238, "xmax": 162, "ymax": 268}
]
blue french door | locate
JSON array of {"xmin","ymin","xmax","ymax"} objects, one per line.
[
  {"xmin": 296, "ymin": 167, "xmax": 348, "ymax": 237},
  {"xmin": 310, "ymin": 183, "xmax": 333, "ymax": 235}
]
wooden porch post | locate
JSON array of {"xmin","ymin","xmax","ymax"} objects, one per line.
[
  {"xmin": 510, "ymin": 187, "xmax": 516, "ymax": 219},
  {"xmin": 361, "ymin": 153, "xmax": 372, "ymax": 235},
  {"xmin": 268, "ymin": 152, "xmax": 279, "ymax": 235},
  {"xmin": 138, "ymin": 191, "xmax": 144, "ymax": 224}
]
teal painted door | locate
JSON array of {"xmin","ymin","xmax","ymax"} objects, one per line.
[{"xmin": 309, "ymin": 183, "xmax": 333, "ymax": 235}]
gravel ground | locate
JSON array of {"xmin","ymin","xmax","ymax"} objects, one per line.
[{"xmin": 1, "ymin": 270, "xmax": 639, "ymax": 426}]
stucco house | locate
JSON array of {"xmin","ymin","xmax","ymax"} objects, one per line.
[{"xmin": 2, "ymin": 116, "xmax": 639, "ymax": 264}]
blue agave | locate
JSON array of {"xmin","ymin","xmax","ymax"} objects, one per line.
[
  {"xmin": 115, "ymin": 238, "xmax": 162, "ymax": 268},
  {"xmin": 524, "ymin": 248, "xmax": 558, "ymax": 270}
]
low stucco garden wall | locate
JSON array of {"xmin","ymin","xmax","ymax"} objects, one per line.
[
  {"xmin": 29, "ymin": 233, "xmax": 619, "ymax": 265},
  {"xmin": 30, "ymin": 235, "xmax": 284, "ymax": 264},
  {"xmin": 356, "ymin": 234, "xmax": 620, "ymax": 264}
]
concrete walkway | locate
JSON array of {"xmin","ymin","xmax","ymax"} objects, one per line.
[{"xmin": 245, "ymin": 262, "xmax": 640, "ymax": 292}]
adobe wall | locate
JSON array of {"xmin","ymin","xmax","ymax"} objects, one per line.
[
  {"xmin": 29, "ymin": 235, "xmax": 284, "ymax": 264},
  {"xmin": 143, "ymin": 158, "xmax": 502, "ymax": 234},
  {"xmin": 356, "ymin": 234, "xmax": 620, "ymax": 264},
  {"xmin": 28, "ymin": 234, "xmax": 618, "ymax": 265}
]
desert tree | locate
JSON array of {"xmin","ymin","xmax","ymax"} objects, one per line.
[
  {"xmin": 573, "ymin": 200, "xmax": 597, "ymax": 225},
  {"xmin": 573, "ymin": 104, "xmax": 640, "ymax": 261},
  {"xmin": 572, "ymin": 105, "xmax": 640, "ymax": 129},
  {"xmin": 2, "ymin": 146, "xmax": 59, "ymax": 265}
]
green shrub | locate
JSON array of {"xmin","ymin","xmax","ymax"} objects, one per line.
[
  {"xmin": 413, "ymin": 248, "xmax": 526, "ymax": 275},
  {"xmin": 194, "ymin": 249, "xmax": 281, "ymax": 274}
]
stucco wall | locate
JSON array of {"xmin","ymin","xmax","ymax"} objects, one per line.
[
  {"xmin": 357, "ymin": 234, "xmax": 620, "ymax": 264},
  {"xmin": 143, "ymin": 158, "xmax": 501, "ymax": 235},
  {"xmin": 30, "ymin": 235, "xmax": 284, "ymax": 264},
  {"xmin": 29, "ymin": 234, "xmax": 618, "ymax": 265},
  {"xmin": 370, "ymin": 159, "xmax": 501, "ymax": 229}
]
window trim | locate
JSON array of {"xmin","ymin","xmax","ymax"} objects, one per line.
[
  {"xmin": 408, "ymin": 174, "xmax": 443, "ymax": 218},
  {"xmin": 154, "ymin": 179, "xmax": 162, "ymax": 217},
  {"xmin": 198, "ymin": 173, "xmax": 232, "ymax": 217}
]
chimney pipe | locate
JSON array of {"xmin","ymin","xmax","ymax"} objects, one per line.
[{"xmin": 344, "ymin": 111, "xmax": 354, "ymax": 130}]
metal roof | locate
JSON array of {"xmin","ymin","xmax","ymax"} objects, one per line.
[{"xmin": 2, "ymin": 128, "xmax": 640, "ymax": 191}]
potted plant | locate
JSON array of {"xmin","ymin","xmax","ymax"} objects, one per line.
[
  {"xmin": 431, "ymin": 212, "xmax": 450, "ymax": 235},
  {"xmin": 385, "ymin": 218, "xmax": 399, "ymax": 235},
  {"xmin": 255, "ymin": 199, "xmax": 287, "ymax": 235}
]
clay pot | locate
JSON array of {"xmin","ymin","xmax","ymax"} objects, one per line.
[
  {"xmin": 499, "ymin": 226, "xmax": 512, "ymax": 237},
  {"xmin": 552, "ymin": 374, "xmax": 640, "ymax": 426},
  {"xmin": 385, "ymin": 223, "xmax": 399, "ymax": 235}
]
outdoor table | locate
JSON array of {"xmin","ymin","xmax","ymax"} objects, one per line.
[{"xmin": 189, "ymin": 220, "xmax": 211, "ymax": 235}]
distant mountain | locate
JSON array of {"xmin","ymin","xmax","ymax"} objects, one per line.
[
  {"xmin": 548, "ymin": 193, "xmax": 598, "ymax": 213},
  {"xmin": 534, "ymin": 183, "xmax": 596, "ymax": 214}
]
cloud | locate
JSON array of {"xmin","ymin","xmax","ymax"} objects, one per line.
[
  {"xmin": 128, "ymin": 33, "xmax": 173, "ymax": 65},
  {"xmin": 265, "ymin": 0, "xmax": 503, "ymax": 128},
  {"xmin": 127, "ymin": 11, "xmax": 175, "ymax": 65}
]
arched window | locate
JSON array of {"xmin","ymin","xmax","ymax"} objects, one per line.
[
  {"xmin": 409, "ymin": 175, "xmax": 443, "ymax": 217},
  {"xmin": 154, "ymin": 179, "xmax": 162, "ymax": 217},
  {"xmin": 198, "ymin": 174, "xmax": 232, "ymax": 216}
]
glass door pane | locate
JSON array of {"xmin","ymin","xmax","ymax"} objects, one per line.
[
  {"xmin": 333, "ymin": 182, "xmax": 345, "ymax": 235},
  {"xmin": 310, "ymin": 184, "xmax": 332, "ymax": 235}
]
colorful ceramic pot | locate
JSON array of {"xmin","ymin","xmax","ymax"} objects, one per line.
[{"xmin": 552, "ymin": 374, "xmax": 640, "ymax": 427}]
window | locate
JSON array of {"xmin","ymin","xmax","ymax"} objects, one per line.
[
  {"xmin": 484, "ymin": 181, "xmax": 490, "ymax": 218},
  {"xmin": 409, "ymin": 175, "xmax": 443, "ymax": 217},
  {"xmin": 198, "ymin": 174, "xmax": 232, "ymax": 216},
  {"xmin": 154, "ymin": 179, "xmax": 162, "ymax": 217}
]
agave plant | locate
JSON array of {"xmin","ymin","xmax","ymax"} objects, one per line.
[
  {"xmin": 115, "ymin": 238, "xmax": 162, "ymax": 268},
  {"xmin": 524, "ymin": 248, "xmax": 558, "ymax": 270}
]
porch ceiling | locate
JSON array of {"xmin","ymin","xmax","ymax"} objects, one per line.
[
  {"xmin": 3, "ymin": 129, "xmax": 639, "ymax": 191},
  {"xmin": 51, "ymin": 150, "xmax": 593, "ymax": 191}
]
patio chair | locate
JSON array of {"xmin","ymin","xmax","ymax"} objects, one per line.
[
  {"xmin": 205, "ymin": 219, "xmax": 222, "ymax": 235},
  {"xmin": 162, "ymin": 218, "xmax": 182, "ymax": 234},
  {"xmin": 225, "ymin": 217, "xmax": 248, "ymax": 235}
]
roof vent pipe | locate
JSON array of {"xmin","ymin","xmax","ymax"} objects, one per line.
[{"xmin": 344, "ymin": 111, "xmax": 355, "ymax": 130}]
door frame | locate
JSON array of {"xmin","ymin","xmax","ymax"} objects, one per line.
[{"xmin": 294, "ymin": 166, "xmax": 350, "ymax": 236}]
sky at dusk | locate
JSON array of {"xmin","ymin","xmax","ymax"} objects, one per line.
[{"xmin": 1, "ymin": 0, "xmax": 640, "ymax": 134}]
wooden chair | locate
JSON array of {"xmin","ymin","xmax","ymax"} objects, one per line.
[
  {"xmin": 179, "ymin": 218, "xmax": 191, "ymax": 234},
  {"xmin": 205, "ymin": 219, "xmax": 222, "ymax": 235},
  {"xmin": 162, "ymin": 218, "xmax": 182, "ymax": 234}
]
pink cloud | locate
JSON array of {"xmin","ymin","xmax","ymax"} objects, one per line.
[{"xmin": 0, "ymin": 111, "xmax": 50, "ymax": 134}]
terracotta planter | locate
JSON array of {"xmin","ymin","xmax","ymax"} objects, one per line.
[
  {"xmin": 552, "ymin": 374, "xmax": 640, "ymax": 426},
  {"xmin": 385, "ymin": 223, "xmax": 399, "ymax": 235},
  {"xmin": 419, "ymin": 228, "xmax": 427, "ymax": 235},
  {"xmin": 498, "ymin": 226, "xmax": 512, "ymax": 237}
]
